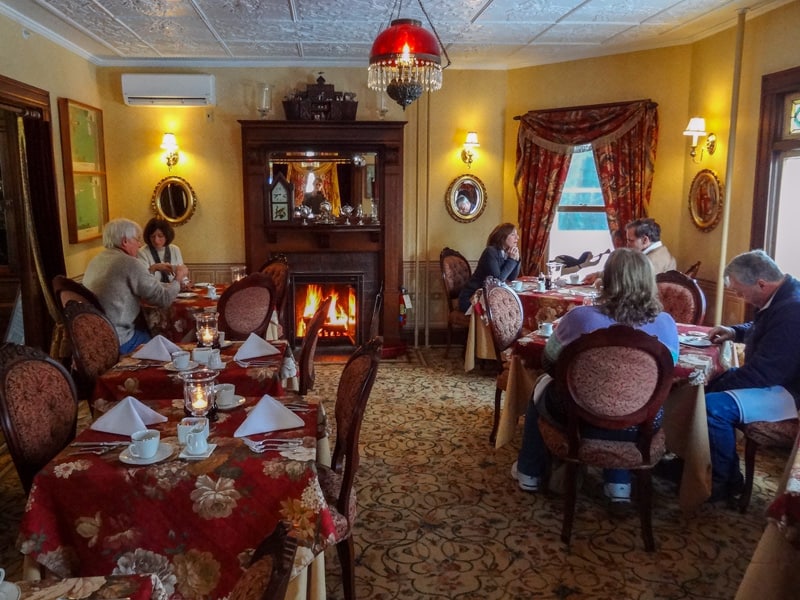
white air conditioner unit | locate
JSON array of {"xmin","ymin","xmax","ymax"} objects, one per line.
[{"xmin": 121, "ymin": 74, "xmax": 216, "ymax": 107}]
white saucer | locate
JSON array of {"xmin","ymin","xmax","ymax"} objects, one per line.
[
  {"xmin": 180, "ymin": 443, "xmax": 217, "ymax": 460},
  {"xmin": 193, "ymin": 282, "xmax": 211, "ymax": 288},
  {"xmin": 164, "ymin": 360, "xmax": 199, "ymax": 372},
  {"xmin": 0, "ymin": 582, "xmax": 21, "ymax": 600},
  {"xmin": 217, "ymin": 395, "xmax": 245, "ymax": 411},
  {"xmin": 119, "ymin": 442, "xmax": 174, "ymax": 465},
  {"xmin": 679, "ymin": 335, "xmax": 712, "ymax": 347},
  {"xmin": 219, "ymin": 340, "xmax": 234, "ymax": 348},
  {"xmin": 680, "ymin": 353, "xmax": 712, "ymax": 367},
  {"xmin": 535, "ymin": 328, "xmax": 553, "ymax": 338},
  {"xmin": 177, "ymin": 292, "xmax": 198, "ymax": 298}
]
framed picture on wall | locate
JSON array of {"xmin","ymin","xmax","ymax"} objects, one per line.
[
  {"xmin": 445, "ymin": 174, "xmax": 487, "ymax": 223},
  {"xmin": 58, "ymin": 98, "xmax": 109, "ymax": 243},
  {"xmin": 688, "ymin": 169, "xmax": 723, "ymax": 232}
]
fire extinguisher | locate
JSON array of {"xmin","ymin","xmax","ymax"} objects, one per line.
[{"xmin": 399, "ymin": 287, "xmax": 408, "ymax": 328}]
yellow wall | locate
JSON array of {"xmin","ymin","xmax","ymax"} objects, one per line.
[{"xmin": 1, "ymin": 2, "xmax": 799, "ymax": 299}]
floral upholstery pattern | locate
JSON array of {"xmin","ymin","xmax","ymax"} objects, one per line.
[
  {"xmin": 317, "ymin": 468, "xmax": 358, "ymax": 539},
  {"xmin": 0, "ymin": 343, "xmax": 78, "ymax": 492},
  {"xmin": 218, "ymin": 273, "xmax": 275, "ymax": 340},
  {"xmin": 742, "ymin": 419, "xmax": 799, "ymax": 447},
  {"xmin": 68, "ymin": 309, "xmax": 120, "ymax": 378},
  {"xmin": 656, "ymin": 270, "xmax": 706, "ymax": 325},
  {"xmin": 485, "ymin": 286, "xmax": 523, "ymax": 350}
]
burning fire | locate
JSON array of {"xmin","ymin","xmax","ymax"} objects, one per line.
[{"xmin": 297, "ymin": 284, "xmax": 356, "ymax": 339}]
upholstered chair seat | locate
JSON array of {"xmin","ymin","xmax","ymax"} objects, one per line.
[
  {"xmin": 228, "ymin": 521, "xmax": 298, "ymax": 600},
  {"xmin": 737, "ymin": 418, "xmax": 799, "ymax": 512}
]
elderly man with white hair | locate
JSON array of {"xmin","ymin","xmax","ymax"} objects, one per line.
[{"xmin": 84, "ymin": 218, "xmax": 189, "ymax": 353}]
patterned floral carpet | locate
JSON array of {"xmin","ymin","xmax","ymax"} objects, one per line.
[{"xmin": 0, "ymin": 347, "xmax": 786, "ymax": 599}]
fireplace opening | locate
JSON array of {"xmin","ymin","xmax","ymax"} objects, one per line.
[{"xmin": 292, "ymin": 275, "xmax": 362, "ymax": 347}]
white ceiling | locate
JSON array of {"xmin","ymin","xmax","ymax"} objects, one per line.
[{"xmin": 0, "ymin": 0, "xmax": 789, "ymax": 70}]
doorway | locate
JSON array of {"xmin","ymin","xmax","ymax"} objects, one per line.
[{"xmin": 0, "ymin": 74, "xmax": 66, "ymax": 350}]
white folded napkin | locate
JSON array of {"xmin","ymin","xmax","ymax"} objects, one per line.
[
  {"xmin": 90, "ymin": 395, "xmax": 167, "ymax": 436},
  {"xmin": 234, "ymin": 394, "xmax": 304, "ymax": 437},
  {"xmin": 266, "ymin": 311, "xmax": 280, "ymax": 341},
  {"xmin": 132, "ymin": 335, "xmax": 182, "ymax": 362},
  {"xmin": 234, "ymin": 333, "xmax": 280, "ymax": 361}
]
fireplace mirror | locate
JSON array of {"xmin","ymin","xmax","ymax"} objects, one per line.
[
  {"xmin": 266, "ymin": 152, "xmax": 378, "ymax": 225},
  {"xmin": 151, "ymin": 176, "xmax": 197, "ymax": 226}
]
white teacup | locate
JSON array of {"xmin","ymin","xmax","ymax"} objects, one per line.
[
  {"xmin": 511, "ymin": 280, "xmax": 523, "ymax": 292},
  {"xmin": 569, "ymin": 273, "xmax": 581, "ymax": 284},
  {"xmin": 178, "ymin": 417, "xmax": 208, "ymax": 444},
  {"xmin": 218, "ymin": 331, "xmax": 226, "ymax": 345},
  {"xmin": 539, "ymin": 321, "xmax": 554, "ymax": 336},
  {"xmin": 130, "ymin": 429, "xmax": 160, "ymax": 459},
  {"xmin": 186, "ymin": 430, "xmax": 209, "ymax": 455},
  {"xmin": 215, "ymin": 383, "xmax": 236, "ymax": 407},
  {"xmin": 192, "ymin": 347, "xmax": 212, "ymax": 365},
  {"xmin": 171, "ymin": 350, "xmax": 190, "ymax": 370}
]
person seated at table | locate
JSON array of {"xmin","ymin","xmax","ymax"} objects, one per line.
[
  {"xmin": 511, "ymin": 248, "xmax": 679, "ymax": 505},
  {"xmin": 138, "ymin": 217, "xmax": 185, "ymax": 283},
  {"xmin": 84, "ymin": 218, "xmax": 189, "ymax": 354},
  {"xmin": 584, "ymin": 218, "xmax": 677, "ymax": 285},
  {"xmin": 704, "ymin": 250, "xmax": 800, "ymax": 503},
  {"xmin": 457, "ymin": 223, "xmax": 521, "ymax": 312}
]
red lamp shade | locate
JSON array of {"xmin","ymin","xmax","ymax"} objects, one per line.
[{"xmin": 368, "ymin": 19, "xmax": 443, "ymax": 110}]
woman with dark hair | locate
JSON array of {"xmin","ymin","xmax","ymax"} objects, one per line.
[
  {"xmin": 511, "ymin": 248, "xmax": 679, "ymax": 505},
  {"xmin": 457, "ymin": 222, "xmax": 521, "ymax": 312},
  {"xmin": 138, "ymin": 217, "xmax": 185, "ymax": 283}
]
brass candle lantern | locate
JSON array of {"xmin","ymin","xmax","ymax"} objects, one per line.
[
  {"xmin": 180, "ymin": 368, "xmax": 218, "ymax": 420},
  {"xmin": 195, "ymin": 311, "xmax": 219, "ymax": 348}
]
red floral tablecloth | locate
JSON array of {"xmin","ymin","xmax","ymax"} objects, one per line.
[
  {"xmin": 17, "ymin": 397, "xmax": 334, "ymax": 600},
  {"xmin": 16, "ymin": 573, "xmax": 166, "ymax": 600},
  {"xmin": 142, "ymin": 285, "xmax": 225, "ymax": 344},
  {"xmin": 517, "ymin": 284, "xmax": 591, "ymax": 332},
  {"xmin": 94, "ymin": 341, "xmax": 291, "ymax": 405}
]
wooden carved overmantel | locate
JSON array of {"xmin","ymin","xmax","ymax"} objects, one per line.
[{"xmin": 239, "ymin": 120, "xmax": 406, "ymax": 343}]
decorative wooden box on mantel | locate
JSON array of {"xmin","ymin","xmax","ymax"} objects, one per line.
[{"xmin": 282, "ymin": 75, "xmax": 357, "ymax": 121}]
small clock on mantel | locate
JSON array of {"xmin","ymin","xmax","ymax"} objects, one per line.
[{"xmin": 265, "ymin": 172, "xmax": 294, "ymax": 224}]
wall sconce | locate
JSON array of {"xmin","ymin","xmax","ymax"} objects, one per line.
[
  {"xmin": 257, "ymin": 83, "xmax": 272, "ymax": 119},
  {"xmin": 683, "ymin": 117, "xmax": 717, "ymax": 163},
  {"xmin": 160, "ymin": 133, "xmax": 179, "ymax": 170},
  {"xmin": 461, "ymin": 131, "xmax": 480, "ymax": 168}
]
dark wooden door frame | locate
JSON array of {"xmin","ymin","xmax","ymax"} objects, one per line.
[{"xmin": 0, "ymin": 73, "xmax": 64, "ymax": 350}]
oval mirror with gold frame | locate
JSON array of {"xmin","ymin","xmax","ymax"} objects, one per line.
[
  {"xmin": 151, "ymin": 176, "xmax": 197, "ymax": 226},
  {"xmin": 445, "ymin": 174, "xmax": 487, "ymax": 223}
]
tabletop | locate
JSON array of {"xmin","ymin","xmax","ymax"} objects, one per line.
[
  {"xmin": 497, "ymin": 322, "xmax": 736, "ymax": 511},
  {"xmin": 17, "ymin": 396, "xmax": 333, "ymax": 600},
  {"xmin": 93, "ymin": 340, "xmax": 292, "ymax": 407}
]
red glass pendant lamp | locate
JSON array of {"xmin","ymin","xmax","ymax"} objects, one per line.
[{"xmin": 367, "ymin": 1, "xmax": 451, "ymax": 110}]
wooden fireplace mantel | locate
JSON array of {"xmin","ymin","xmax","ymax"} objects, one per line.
[{"xmin": 239, "ymin": 120, "xmax": 406, "ymax": 342}]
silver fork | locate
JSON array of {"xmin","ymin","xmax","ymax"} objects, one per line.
[{"xmin": 243, "ymin": 438, "xmax": 302, "ymax": 453}]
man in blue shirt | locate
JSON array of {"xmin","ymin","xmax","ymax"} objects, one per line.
[{"xmin": 705, "ymin": 250, "xmax": 800, "ymax": 503}]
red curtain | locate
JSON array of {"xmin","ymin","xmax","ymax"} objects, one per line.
[{"xmin": 515, "ymin": 100, "xmax": 659, "ymax": 274}]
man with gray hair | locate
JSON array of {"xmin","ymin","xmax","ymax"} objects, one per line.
[
  {"xmin": 84, "ymin": 218, "xmax": 189, "ymax": 353},
  {"xmin": 705, "ymin": 249, "xmax": 800, "ymax": 503}
]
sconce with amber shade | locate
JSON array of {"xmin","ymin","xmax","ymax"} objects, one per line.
[
  {"xmin": 160, "ymin": 133, "xmax": 179, "ymax": 170},
  {"xmin": 683, "ymin": 117, "xmax": 717, "ymax": 163},
  {"xmin": 461, "ymin": 132, "xmax": 480, "ymax": 168}
]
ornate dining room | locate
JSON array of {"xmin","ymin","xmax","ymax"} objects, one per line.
[{"xmin": 0, "ymin": 0, "xmax": 799, "ymax": 599}]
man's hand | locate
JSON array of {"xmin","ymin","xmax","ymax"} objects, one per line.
[{"xmin": 707, "ymin": 326, "xmax": 735, "ymax": 344}]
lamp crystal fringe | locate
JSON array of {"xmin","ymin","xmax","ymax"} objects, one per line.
[{"xmin": 367, "ymin": 0, "xmax": 450, "ymax": 110}]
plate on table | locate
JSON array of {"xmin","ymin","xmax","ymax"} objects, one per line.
[
  {"xmin": 680, "ymin": 353, "xmax": 712, "ymax": 367},
  {"xmin": 0, "ymin": 582, "xmax": 21, "ymax": 600},
  {"xmin": 119, "ymin": 442, "xmax": 174, "ymax": 466},
  {"xmin": 679, "ymin": 334, "xmax": 711, "ymax": 347},
  {"xmin": 164, "ymin": 360, "xmax": 199, "ymax": 372},
  {"xmin": 179, "ymin": 443, "xmax": 217, "ymax": 460},
  {"xmin": 216, "ymin": 395, "xmax": 246, "ymax": 411},
  {"xmin": 177, "ymin": 292, "xmax": 197, "ymax": 298},
  {"xmin": 193, "ymin": 282, "xmax": 212, "ymax": 288}
]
